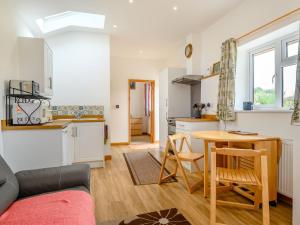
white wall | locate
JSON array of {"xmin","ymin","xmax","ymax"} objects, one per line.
[
  {"xmin": 0, "ymin": 0, "xmax": 33, "ymax": 156},
  {"xmin": 46, "ymin": 32, "xmax": 111, "ymax": 153},
  {"xmin": 130, "ymin": 82, "xmax": 145, "ymax": 118},
  {"xmin": 164, "ymin": 44, "xmax": 186, "ymax": 69},
  {"xmin": 46, "ymin": 32, "xmax": 110, "ymax": 107},
  {"xmin": 111, "ymin": 57, "xmax": 163, "ymax": 143}
]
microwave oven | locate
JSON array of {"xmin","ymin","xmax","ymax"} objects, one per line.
[{"xmin": 12, "ymin": 101, "xmax": 52, "ymax": 125}]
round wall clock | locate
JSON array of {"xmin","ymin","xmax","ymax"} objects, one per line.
[{"xmin": 185, "ymin": 43, "xmax": 193, "ymax": 58}]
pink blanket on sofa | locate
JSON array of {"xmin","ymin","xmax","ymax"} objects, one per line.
[{"xmin": 0, "ymin": 190, "xmax": 96, "ymax": 225}]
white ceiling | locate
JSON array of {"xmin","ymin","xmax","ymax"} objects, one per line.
[{"xmin": 16, "ymin": 0, "xmax": 244, "ymax": 60}]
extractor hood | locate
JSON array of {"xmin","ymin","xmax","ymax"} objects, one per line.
[{"xmin": 172, "ymin": 75, "xmax": 203, "ymax": 85}]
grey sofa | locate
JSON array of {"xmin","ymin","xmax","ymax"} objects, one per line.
[{"xmin": 0, "ymin": 154, "xmax": 90, "ymax": 215}]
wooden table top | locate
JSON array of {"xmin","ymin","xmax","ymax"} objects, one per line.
[
  {"xmin": 1, "ymin": 118, "xmax": 105, "ymax": 131},
  {"xmin": 192, "ymin": 130, "xmax": 279, "ymax": 142}
]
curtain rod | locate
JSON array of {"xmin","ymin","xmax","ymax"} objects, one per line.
[{"xmin": 236, "ymin": 7, "xmax": 300, "ymax": 41}]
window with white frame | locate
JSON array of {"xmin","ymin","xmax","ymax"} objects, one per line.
[{"xmin": 249, "ymin": 33, "xmax": 298, "ymax": 109}]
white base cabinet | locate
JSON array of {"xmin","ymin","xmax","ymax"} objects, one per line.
[
  {"xmin": 73, "ymin": 122, "xmax": 104, "ymax": 166},
  {"xmin": 3, "ymin": 128, "xmax": 70, "ymax": 172},
  {"xmin": 62, "ymin": 124, "xmax": 75, "ymax": 166},
  {"xmin": 175, "ymin": 121, "xmax": 219, "ymax": 172},
  {"xmin": 2, "ymin": 122, "xmax": 105, "ymax": 172}
]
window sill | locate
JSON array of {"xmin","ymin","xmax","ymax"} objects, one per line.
[{"xmin": 235, "ymin": 109, "xmax": 293, "ymax": 113}]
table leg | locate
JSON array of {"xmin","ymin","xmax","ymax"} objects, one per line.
[
  {"xmin": 204, "ymin": 140, "xmax": 209, "ymax": 198},
  {"xmin": 227, "ymin": 142, "xmax": 233, "ymax": 168}
]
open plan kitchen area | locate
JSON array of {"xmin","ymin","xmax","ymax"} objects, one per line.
[
  {"xmin": 1, "ymin": 33, "xmax": 110, "ymax": 172},
  {"xmin": 0, "ymin": 1, "xmax": 300, "ymax": 225}
]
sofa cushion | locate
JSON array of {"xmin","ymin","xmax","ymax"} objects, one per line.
[
  {"xmin": 0, "ymin": 190, "xmax": 96, "ymax": 225},
  {"xmin": 0, "ymin": 155, "xmax": 19, "ymax": 215},
  {"xmin": 0, "ymin": 171, "xmax": 6, "ymax": 187},
  {"xmin": 16, "ymin": 164, "xmax": 90, "ymax": 198}
]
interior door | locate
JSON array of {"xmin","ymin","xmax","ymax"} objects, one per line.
[{"xmin": 149, "ymin": 81, "xmax": 155, "ymax": 143}]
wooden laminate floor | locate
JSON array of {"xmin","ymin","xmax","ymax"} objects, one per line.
[
  {"xmin": 91, "ymin": 145, "xmax": 292, "ymax": 225},
  {"xmin": 130, "ymin": 135, "xmax": 151, "ymax": 144}
]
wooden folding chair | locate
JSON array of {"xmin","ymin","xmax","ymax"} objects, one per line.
[
  {"xmin": 158, "ymin": 133, "xmax": 204, "ymax": 193},
  {"xmin": 210, "ymin": 147, "xmax": 270, "ymax": 225}
]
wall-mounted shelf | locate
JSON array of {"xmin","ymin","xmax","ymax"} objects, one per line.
[
  {"xmin": 201, "ymin": 73, "xmax": 220, "ymax": 80},
  {"xmin": 8, "ymin": 94, "xmax": 50, "ymax": 100}
]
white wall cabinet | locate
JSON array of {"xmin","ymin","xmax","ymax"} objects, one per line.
[
  {"xmin": 18, "ymin": 37, "xmax": 53, "ymax": 96},
  {"xmin": 73, "ymin": 122, "xmax": 104, "ymax": 167},
  {"xmin": 2, "ymin": 122, "xmax": 104, "ymax": 172}
]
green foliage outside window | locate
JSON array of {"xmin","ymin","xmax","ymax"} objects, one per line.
[
  {"xmin": 254, "ymin": 87, "xmax": 276, "ymax": 105},
  {"xmin": 254, "ymin": 87, "xmax": 294, "ymax": 109}
]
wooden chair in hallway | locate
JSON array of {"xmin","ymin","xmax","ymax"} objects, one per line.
[
  {"xmin": 158, "ymin": 133, "xmax": 204, "ymax": 193},
  {"xmin": 210, "ymin": 147, "xmax": 270, "ymax": 225}
]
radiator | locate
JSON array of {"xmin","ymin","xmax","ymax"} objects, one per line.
[{"xmin": 278, "ymin": 139, "xmax": 293, "ymax": 198}]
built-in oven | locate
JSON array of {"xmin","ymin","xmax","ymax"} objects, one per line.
[
  {"xmin": 167, "ymin": 117, "xmax": 176, "ymax": 135},
  {"xmin": 167, "ymin": 117, "xmax": 177, "ymax": 154}
]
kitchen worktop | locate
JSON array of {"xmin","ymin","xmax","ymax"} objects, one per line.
[
  {"xmin": 175, "ymin": 115, "xmax": 219, "ymax": 122},
  {"xmin": 1, "ymin": 116, "xmax": 105, "ymax": 131}
]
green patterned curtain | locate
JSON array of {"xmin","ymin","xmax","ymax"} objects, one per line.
[
  {"xmin": 291, "ymin": 31, "xmax": 300, "ymax": 124},
  {"xmin": 217, "ymin": 38, "xmax": 237, "ymax": 121}
]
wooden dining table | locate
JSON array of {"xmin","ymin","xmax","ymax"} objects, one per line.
[{"xmin": 192, "ymin": 130, "xmax": 281, "ymax": 204}]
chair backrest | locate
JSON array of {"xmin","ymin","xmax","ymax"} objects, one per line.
[
  {"xmin": 0, "ymin": 154, "xmax": 19, "ymax": 215},
  {"xmin": 168, "ymin": 133, "xmax": 192, "ymax": 155},
  {"xmin": 211, "ymin": 147, "xmax": 267, "ymax": 171}
]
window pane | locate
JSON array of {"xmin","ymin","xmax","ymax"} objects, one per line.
[
  {"xmin": 283, "ymin": 64, "xmax": 296, "ymax": 109},
  {"xmin": 253, "ymin": 49, "xmax": 276, "ymax": 106},
  {"xmin": 287, "ymin": 41, "xmax": 299, "ymax": 57}
]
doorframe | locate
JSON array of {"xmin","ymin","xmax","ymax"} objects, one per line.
[{"xmin": 128, "ymin": 79, "xmax": 155, "ymax": 144}]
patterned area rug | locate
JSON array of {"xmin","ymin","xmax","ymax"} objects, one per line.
[
  {"xmin": 98, "ymin": 208, "xmax": 191, "ymax": 225},
  {"xmin": 123, "ymin": 151, "xmax": 177, "ymax": 185}
]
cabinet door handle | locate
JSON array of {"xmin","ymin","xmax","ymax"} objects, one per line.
[{"xmin": 72, "ymin": 127, "xmax": 77, "ymax": 137}]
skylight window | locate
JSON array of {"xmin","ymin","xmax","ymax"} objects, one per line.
[{"xmin": 36, "ymin": 11, "xmax": 105, "ymax": 33}]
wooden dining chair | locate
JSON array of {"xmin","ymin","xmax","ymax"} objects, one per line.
[
  {"xmin": 210, "ymin": 147, "xmax": 270, "ymax": 225},
  {"xmin": 158, "ymin": 133, "xmax": 204, "ymax": 193}
]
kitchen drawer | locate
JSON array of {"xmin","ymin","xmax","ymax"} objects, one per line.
[
  {"xmin": 131, "ymin": 123, "xmax": 142, "ymax": 129},
  {"xmin": 131, "ymin": 129, "xmax": 143, "ymax": 136},
  {"xmin": 176, "ymin": 121, "xmax": 194, "ymax": 132},
  {"xmin": 131, "ymin": 118, "xmax": 142, "ymax": 124}
]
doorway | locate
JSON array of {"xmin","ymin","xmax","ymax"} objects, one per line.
[{"xmin": 128, "ymin": 79, "xmax": 155, "ymax": 144}]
